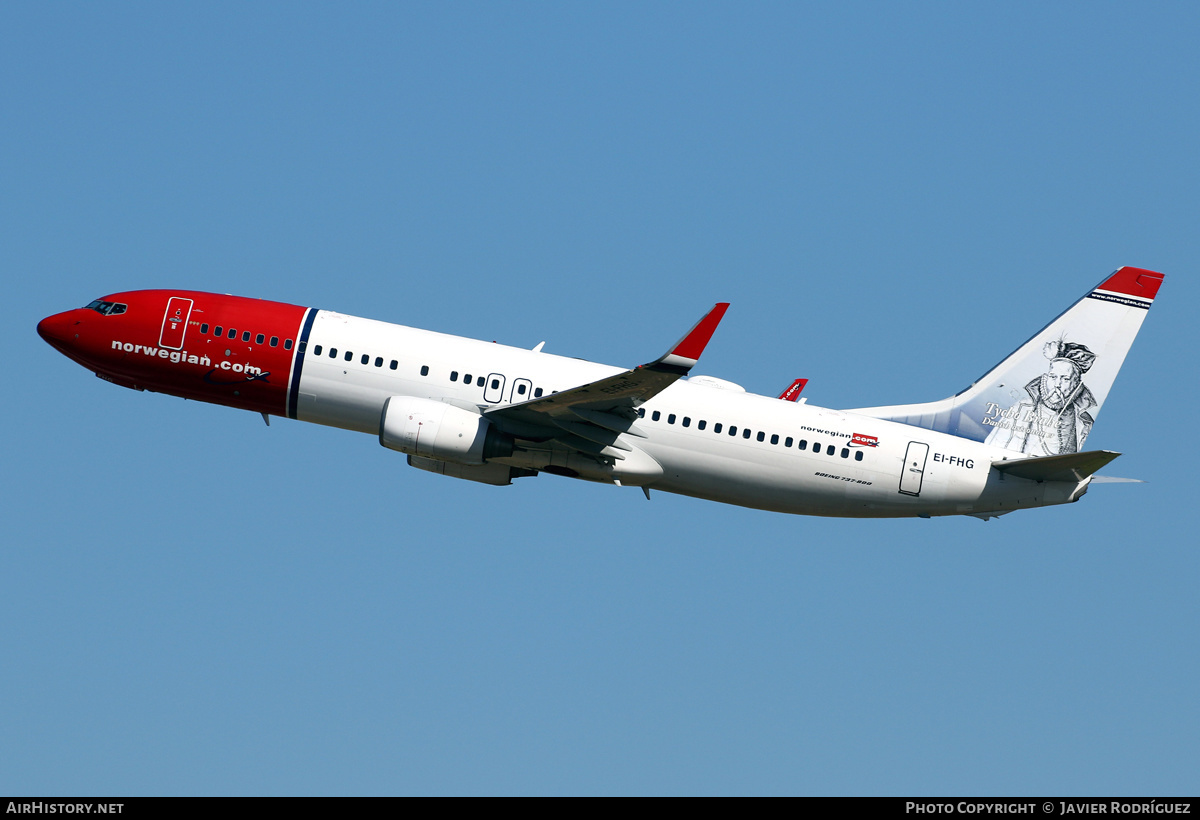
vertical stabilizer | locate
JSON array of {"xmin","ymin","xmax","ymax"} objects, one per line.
[{"xmin": 851, "ymin": 267, "xmax": 1163, "ymax": 456}]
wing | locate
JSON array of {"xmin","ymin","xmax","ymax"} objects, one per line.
[{"xmin": 484, "ymin": 303, "xmax": 729, "ymax": 460}]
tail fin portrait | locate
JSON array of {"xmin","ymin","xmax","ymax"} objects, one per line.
[{"xmin": 852, "ymin": 267, "xmax": 1164, "ymax": 457}]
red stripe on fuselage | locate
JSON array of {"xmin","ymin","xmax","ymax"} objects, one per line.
[{"xmin": 40, "ymin": 290, "xmax": 309, "ymax": 416}]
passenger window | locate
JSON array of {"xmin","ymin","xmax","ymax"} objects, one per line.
[
  {"xmin": 421, "ymin": 365, "xmax": 430, "ymax": 376},
  {"xmin": 827, "ymin": 445, "xmax": 835, "ymax": 456},
  {"xmin": 361, "ymin": 354, "xmax": 369, "ymax": 365},
  {"xmin": 242, "ymin": 331, "xmax": 251, "ymax": 342},
  {"xmin": 389, "ymin": 360, "xmax": 398, "ymax": 370},
  {"xmin": 329, "ymin": 348, "xmax": 337, "ymax": 358},
  {"xmin": 697, "ymin": 420, "xmax": 706, "ymax": 430},
  {"xmin": 313, "ymin": 344, "xmax": 322, "ymax": 356},
  {"xmin": 200, "ymin": 323, "xmax": 209, "ymax": 334},
  {"xmin": 477, "ymin": 376, "xmax": 484, "ymax": 387},
  {"xmin": 841, "ymin": 448, "xmax": 849, "ymax": 458},
  {"xmin": 214, "ymin": 326, "xmax": 223, "ymax": 336},
  {"xmin": 667, "ymin": 414, "xmax": 676, "ymax": 425},
  {"xmin": 228, "ymin": 328, "xmax": 237, "ymax": 339},
  {"xmin": 812, "ymin": 441, "xmax": 820, "ymax": 451},
  {"xmin": 799, "ymin": 439, "xmax": 808, "ymax": 450},
  {"xmin": 652, "ymin": 411, "xmax": 661, "ymax": 421},
  {"xmin": 450, "ymin": 371, "xmax": 458, "ymax": 382},
  {"xmin": 517, "ymin": 384, "xmax": 527, "ymax": 395},
  {"xmin": 534, "ymin": 388, "xmax": 543, "ymax": 397},
  {"xmin": 756, "ymin": 431, "xmax": 764, "ymax": 442},
  {"xmin": 491, "ymin": 378, "xmax": 499, "ymax": 389},
  {"xmin": 464, "ymin": 373, "xmax": 472, "ymax": 384},
  {"xmin": 785, "ymin": 437, "xmax": 793, "ymax": 447},
  {"xmin": 344, "ymin": 351, "xmax": 353, "ymax": 362},
  {"xmin": 770, "ymin": 434, "xmax": 779, "ymax": 445},
  {"xmin": 256, "ymin": 333, "xmax": 265, "ymax": 344},
  {"xmin": 270, "ymin": 336, "xmax": 278, "ymax": 347},
  {"xmin": 375, "ymin": 357, "xmax": 383, "ymax": 367},
  {"xmin": 744, "ymin": 429, "xmax": 752, "ymax": 439},
  {"xmin": 682, "ymin": 417, "xmax": 690, "ymax": 427},
  {"xmin": 855, "ymin": 451, "xmax": 863, "ymax": 461},
  {"xmin": 714, "ymin": 423, "xmax": 722, "ymax": 433},
  {"xmin": 729, "ymin": 426, "xmax": 737, "ymax": 436},
  {"xmin": 637, "ymin": 408, "xmax": 645, "ymax": 418},
  {"xmin": 285, "ymin": 339, "xmax": 294, "ymax": 351}
]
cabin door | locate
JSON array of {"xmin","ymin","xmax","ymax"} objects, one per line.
[{"xmin": 159, "ymin": 297, "xmax": 193, "ymax": 350}]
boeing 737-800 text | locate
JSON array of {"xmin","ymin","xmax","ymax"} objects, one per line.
[{"xmin": 37, "ymin": 267, "xmax": 1162, "ymax": 519}]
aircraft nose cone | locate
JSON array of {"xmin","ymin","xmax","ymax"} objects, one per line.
[{"xmin": 38, "ymin": 310, "xmax": 80, "ymax": 350}]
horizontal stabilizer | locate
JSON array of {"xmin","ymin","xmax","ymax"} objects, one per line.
[{"xmin": 992, "ymin": 450, "xmax": 1120, "ymax": 483}]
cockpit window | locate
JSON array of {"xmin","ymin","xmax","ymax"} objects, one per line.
[{"xmin": 84, "ymin": 300, "xmax": 127, "ymax": 316}]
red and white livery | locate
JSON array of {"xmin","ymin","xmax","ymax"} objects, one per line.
[{"xmin": 38, "ymin": 267, "xmax": 1163, "ymax": 519}]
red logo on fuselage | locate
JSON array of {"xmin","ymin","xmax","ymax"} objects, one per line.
[{"xmin": 850, "ymin": 433, "xmax": 878, "ymax": 447}]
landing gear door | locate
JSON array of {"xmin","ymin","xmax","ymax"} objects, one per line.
[
  {"xmin": 899, "ymin": 441, "xmax": 930, "ymax": 496},
  {"xmin": 159, "ymin": 297, "xmax": 193, "ymax": 350}
]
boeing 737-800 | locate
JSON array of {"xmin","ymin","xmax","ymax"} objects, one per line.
[{"xmin": 37, "ymin": 266, "xmax": 1162, "ymax": 519}]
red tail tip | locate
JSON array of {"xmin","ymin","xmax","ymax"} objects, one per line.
[{"xmin": 1098, "ymin": 267, "xmax": 1164, "ymax": 301}]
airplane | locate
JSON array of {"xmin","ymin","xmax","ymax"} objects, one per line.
[{"xmin": 36, "ymin": 266, "xmax": 1162, "ymax": 519}]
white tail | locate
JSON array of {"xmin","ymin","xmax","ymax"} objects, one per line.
[{"xmin": 851, "ymin": 267, "xmax": 1164, "ymax": 457}]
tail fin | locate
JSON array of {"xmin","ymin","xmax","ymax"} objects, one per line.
[{"xmin": 851, "ymin": 267, "xmax": 1163, "ymax": 456}]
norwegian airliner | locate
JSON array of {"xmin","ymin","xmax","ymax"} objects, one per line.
[{"xmin": 37, "ymin": 267, "xmax": 1162, "ymax": 519}]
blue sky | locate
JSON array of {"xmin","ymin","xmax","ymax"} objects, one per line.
[{"xmin": 2, "ymin": 2, "xmax": 1197, "ymax": 795}]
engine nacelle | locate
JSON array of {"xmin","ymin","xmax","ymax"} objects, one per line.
[{"xmin": 379, "ymin": 396, "xmax": 513, "ymax": 465}]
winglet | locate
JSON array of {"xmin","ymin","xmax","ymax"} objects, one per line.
[
  {"xmin": 656, "ymin": 303, "xmax": 729, "ymax": 370},
  {"xmin": 778, "ymin": 378, "xmax": 808, "ymax": 401}
]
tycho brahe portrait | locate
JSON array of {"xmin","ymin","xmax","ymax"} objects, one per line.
[{"xmin": 982, "ymin": 339, "xmax": 1097, "ymax": 456}]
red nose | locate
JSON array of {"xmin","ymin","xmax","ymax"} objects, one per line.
[{"xmin": 37, "ymin": 310, "xmax": 82, "ymax": 351}]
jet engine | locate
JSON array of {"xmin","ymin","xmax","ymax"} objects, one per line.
[{"xmin": 379, "ymin": 396, "xmax": 513, "ymax": 464}]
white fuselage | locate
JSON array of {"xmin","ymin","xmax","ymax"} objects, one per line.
[{"xmin": 295, "ymin": 310, "xmax": 1073, "ymax": 518}]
